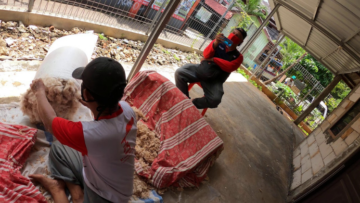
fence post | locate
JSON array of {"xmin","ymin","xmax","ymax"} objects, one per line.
[
  {"xmin": 198, "ymin": 0, "xmax": 235, "ymax": 50},
  {"xmin": 294, "ymin": 81, "xmax": 320, "ymax": 109},
  {"xmin": 256, "ymin": 46, "xmax": 282, "ymax": 78},
  {"xmin": 249, "ymin": 33, "xmax": 284, "ymax": 79},
  {"xmin": 240, "ymin": 4, "xmax": 280, "ymax": 56},
  {"xmin": 28, "ymin": 0, "xmax": 35, "ymax": 12},
  {"xmin": 294, "ymin": 75, "xmax": 342, "ymax": 125},
  {"xmin": 128, "ymin": 0, "xmax": 182, "ymax": 81},
  {"xmin": 146, "ymin": 0, "xmax": 168, "ymax": 35}
]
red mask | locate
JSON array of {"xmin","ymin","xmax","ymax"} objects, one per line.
[{"xmin": 228, "ymin": 33, "xmax": 242, "ymax": 46}]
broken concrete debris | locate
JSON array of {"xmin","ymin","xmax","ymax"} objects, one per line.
[{"xmin": 0, "ymin": 20, "xmax": 201, "ymax": 65}]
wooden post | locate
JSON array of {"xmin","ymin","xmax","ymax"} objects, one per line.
[
  {"xmin": 179, "ymin": 0, "xmax": 201, "ymax": 30},
  {"xmin": 294, "ymin": 75, "xmax": 342, "ymax": 125}
]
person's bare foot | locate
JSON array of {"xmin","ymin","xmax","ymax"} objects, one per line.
[{"xmin": 29, "ymin": 174, "xmax": 65, "ymax": 195}]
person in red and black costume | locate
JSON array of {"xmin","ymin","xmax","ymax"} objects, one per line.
[{"xmin": 175, "ymin": 28, "xmax": 247, "ymax": 109}]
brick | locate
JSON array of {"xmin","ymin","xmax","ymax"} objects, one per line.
[
  {"xmin": 315, "ymin": 131, "xmax": 326, "ymax": 145},
  {"xmin": 301, "ymin": 155, "xmax": 311, "ymax": 173},
  {"xmin": 331, "ymin": 138, "xmax": 348, "ymax": 156},
  {"xmin": 344, "ymin": 101, "xmax": 354, "ymax": 109},
  {"xmin": 351, "ymin": 118, "xmax": 360, "ymax": 133},
  {"xmin": 311, "ymin": 153, "xmax": 324, "ymax": 175},
  {"xmin": 323, "ymin": 152, "xmax": 336, "ymax": 166},
  {"xmin": 308, "ymin": 142, "xmax": 319, "ymax": 158},
  {"xmin": 293, "ymin": 155, "xmax": 301, "ymax": 171},
  {"xmin": 301, "ymin": 154, "xmax": 310, "ymax": 165},
  {"xmin": 307, "ymin": 134, "xmax": 315, "ymax": 146},
  {"xmin": 356, "ymin": 86, "xmax": 360, "ymax": 93},
  {"xmin": 291, "ymin": 169, "xmax": 302, "ymax": 190},
  {"xmin": 319, "ymin": 142, "xmax": 333, "ymax": 158},
  {"xmin": 300, "ymin": 142, "xmax": 309, "ymax": 158},
  {"xmin": 334, "ymin": 107, "xmax": 346, "ymax": 117},
  {"xmin": 341, "ymin": 128, "xmax": 354, "ymax": 139},
  {"xmin": 313, "ymin": 128, "xmax": 322, "ymax": 136},
  {"xmin": 321, "ymin": 120, "xmax": 330, "ymax": 131},
  {"xmin": 302, "ymin": 168, "xmax": 313, "ymax": 184},
  {"xmin": 294, "ymin": 146, "xmax": 301, "ymax": 158},
  {"xmin": 300, "ymin": 140, "xmax": 307, "ymax": 148},
  {"xmin": 344, "ymin": 130, "xmax": 360, "ymax": 145},
  {"xmin": 349, "ymin": 93, "xmax": 360, "ymax": 102},
  {"xmin": 340, "ymin": 99, "xmax": 351, "ymax": 108},
  {"xmin": 327, "ymin": 114, "xmax": 337, "ymax": 124}
]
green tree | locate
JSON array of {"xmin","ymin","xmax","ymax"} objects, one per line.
[
  {"xmin": 279, "ymin": 37, "xmax": 306, "ymax": 69},
  {"xmin": 237, "ymin": 0, "xmax": 267, "ymax": 20},
  {"xmin": 331, "ymin": 81, "xmax": 351, "ymax": 100},
  {"xmin": 236, "ymin": 12, "xmax": 253, "ymax": 31},
  {"xmin": 299, "ymin": 54, "xmax": 333, "ymax": 87}
]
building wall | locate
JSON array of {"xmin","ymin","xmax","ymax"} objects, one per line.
[
  {"xmin": 289, "ymin": 84, "xmax": 360, "ymax": 196},
  {"xmin": 222, "ymin": 13, "xmax": 241, "ymax": 37},
  {"xmin": 242, "ymin": 32, "xmax": 269, "ymax": 69}
]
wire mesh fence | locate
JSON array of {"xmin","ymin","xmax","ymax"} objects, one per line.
[
  {"xmin": 266, "ymin": 62, "xmax": 338, "ymax": 130},
  {"xmin": 0, "ymin": 0, "xmax": 239, "ymax": 50}
]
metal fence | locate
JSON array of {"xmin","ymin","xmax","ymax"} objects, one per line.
[
  {"xmin": 0, "ymin": 0, "xmax": 239, "ymax": 50},
  {"xmin": 241, "ymin": 25, "xmax": 282, "ymax": 73},
  {"xmin": 265, "ymin": 62, "xmax": 338, "ymax": 129}
]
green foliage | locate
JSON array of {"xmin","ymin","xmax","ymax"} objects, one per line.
[
  {"xmin": 191, "ymin": 33, "xmax": 203, "ymax": 49},
  {"xmin": 299, "ymin": 54, "xmax": 333, "ymax": 87},
  {"xmin": 162, "ymin": 49, "xmax": 170, "ymax": 55},
  {"xmin": 304, "ymin": 109, "xmax": 325, "ymax": 130},
  {"xmin": 274, "ymin": 82, "xmax": 297, "ymax": 100},
  {"xmin": 287, "ymin": 52, "xmax": 350, "ymax": 114},
  {"xmin": 299, "ymin": 126, "xmax": 309, "ymax": 136},
  {"xmin": 294, "ymin": 105, "xmax": 303, "ymax": 114},
  {"xmin": 279, "ymin": 37, "xmax": 306, "ymax": 69},
  {"xmin": 98, "ymin": 33, "xmax": 108, "ymax": 41},
  {"xmin": 237, "ymin": 0, "xmax": 267, "ymax": 20},
  {"xmin": 331, "ymin": 81, "xmax": 351, "ymax": 100},
  {"xmin": 326, "ymin": 98, "xmax": 341, "ymax": 113},
  {"xmin": 238, "ymin": 69, "xmax": 262, "ymax": 90},
  {"xmin": 234, "ymin": 12, "xmax": 253, "ymax": 31},
  {"xmin": 173, "ymin": 54, "xmax": 180, "ymax": 61}
]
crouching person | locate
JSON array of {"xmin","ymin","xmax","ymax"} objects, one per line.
[{"xmin": 175, "ymin": 28, "xmax": 247, "ymax": 109}]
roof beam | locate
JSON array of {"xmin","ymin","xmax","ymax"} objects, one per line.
[
  {"xmin": 303, "ymin": 0, "xmax": 322, "ymax": 47},
  {"xmin": 344, "ymin": 28, "xmax": 360, "ymax": 43},
  {"xmin": 339, "ymin": 67, "xmax": 360, "ymax": 74},
  {"xmin": 276, "ymin": 0, "xmax": 360, "ymax": 66},
  {"xmin": 281, "ymin": 30, "xmax": 337, "ymax": 74},
  {"xmin": 304, "ymin": 27, "xmax": 312, "ymax": 47},
  {"xmin": 312, "ymin": 0, "xmax": 323, "ymax": 21},
  {"xmin": 275, "ymin": 6, "xmax": 282, "ymax": 31}
]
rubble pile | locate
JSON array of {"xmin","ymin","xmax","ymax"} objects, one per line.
[
  {"xmin": 20, "ymin": 78, "xmax": 81, "ymax": 123},
  {"xmin": 131, "ymin": 107, "xmax": 162, "ymax": 199},
  {"xmin": 0, "ymin": 20, "xmax": 202, "ymax": 66}
]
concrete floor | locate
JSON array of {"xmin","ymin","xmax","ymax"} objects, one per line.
[
  {"xmin": 163, "ymin": 81, "xmax": 305, "ymax": 203},
  {"xmin": 0, "ymin": 60, "xmax": 306, "ymax": 202}
]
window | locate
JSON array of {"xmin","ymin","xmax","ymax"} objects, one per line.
[
  {"xmin": 329, "ymin": 100, "xmax": 360, "ymax": 137},
  {"xmin": 195, "ymin": 6, "xmax": 212, "ymax": 23}
]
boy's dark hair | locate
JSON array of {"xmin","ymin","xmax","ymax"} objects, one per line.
[
  {"xmin": 73, "ymin": 57, "xmax": 127, "ymax": 120},
  {"xmin": 236, "ymin": 28, "xmax": 248, "ymax": 39}
]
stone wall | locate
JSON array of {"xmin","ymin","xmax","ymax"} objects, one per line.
[{"xmin": 289, "ymin": 84, "xmax": 360, "ymax": 198}]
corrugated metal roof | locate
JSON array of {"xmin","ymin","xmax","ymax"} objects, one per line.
[
  {"xmin": 269, "ymin": 0, "xmax": 360, "ymax": 74},
  {"xmin": 204, "ymin": 0, "xmax": 233, "ymax": 20}
]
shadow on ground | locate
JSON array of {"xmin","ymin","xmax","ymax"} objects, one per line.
[{"xmin": 163, "ymin": 81, "xmax": 305, "ymax": 203}]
